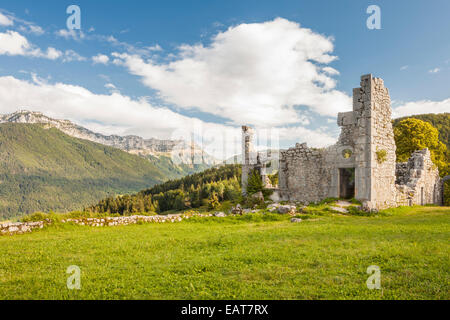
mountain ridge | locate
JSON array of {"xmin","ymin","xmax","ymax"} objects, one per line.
[{"xmin": 0, "ymin": 110, "xmax": 217, "ymax": 165}]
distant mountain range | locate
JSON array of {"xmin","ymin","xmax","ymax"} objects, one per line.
[
  {"xmin": 0, "ymin": 110, "xmax": 217, "ymax": 165},
  {"xmin": 0, "ymin": 110, "xmax": 218, "ymax": 220},
  {"xmin": 0, "ymin": 123, "xmax": 170, "ymax": 220}
]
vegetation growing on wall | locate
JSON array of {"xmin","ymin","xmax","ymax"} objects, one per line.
[
  {"xmin": 376, "ymin": 148, "xmax": 387, "ymax": 164},
  {"xmin": 268, "ymin": 171, "xmax": 278, "ymax": 186}
]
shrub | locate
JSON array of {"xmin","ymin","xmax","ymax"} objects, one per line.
[{"xmin": 376, "ymin": 149, "xmax": 387, "ymax": 164}]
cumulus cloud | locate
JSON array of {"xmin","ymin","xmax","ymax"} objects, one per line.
[
  {"xmin": 0, "ymin": 12, "xmax": 13, "ymax": 26},
  {"xmin": 0, "ymin": 30, "xmax": 29, "ymax": 55},
  {"xmin": 0, "ymin": 30, "xmax": 61, "ymax": 59},
  {"xmin": 428, "ymin": 68, "xmax": 440, "ymax": 74},
  {"xmin": 113, "ymin": 18, "xmax": 351, "ymax": 127},
  {"xmin": 92, "ymin": 54, "xmax": 109, "ymax": 65},
  {"xmin": 393, "ymin": 98, "xmax": 450, "ymax": 118}
]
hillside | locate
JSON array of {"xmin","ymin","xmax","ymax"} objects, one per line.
[
  {"xmin": 89, "ymin": 164, "xmax": 241, "ymax": 214},
  {"xmin": 0, "ymin": 123, "xmax": 170, "ymax": 220}
]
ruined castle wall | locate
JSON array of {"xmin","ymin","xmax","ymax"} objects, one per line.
[
  {"xmin": 244, "ymin": 74, "xmax": 443, "ymax": 210},
  {"xmin": 395, "ymin": 149, "xmax": 443, "ymax": 205},
  {"xmin": 279, "ymin": 143, "xmax": 331, "ymax": 203}
]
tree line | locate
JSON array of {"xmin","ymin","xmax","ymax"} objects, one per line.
[{"xmin": 88, "ymin": 164, "xmax": 241, "ymax": 214}]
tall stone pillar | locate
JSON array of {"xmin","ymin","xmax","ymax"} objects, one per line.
[
  {"xmin": 357, "ymin": 74, "xmax": 397, "ymax": 210},
  {"xmin": 241, "ymin": 126, "xmax": 254, "ymax": 195}
]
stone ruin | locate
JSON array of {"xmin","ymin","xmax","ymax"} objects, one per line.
[{"xmin": 242, "ymin": 74, "xmax": 443, "ymax": 210}]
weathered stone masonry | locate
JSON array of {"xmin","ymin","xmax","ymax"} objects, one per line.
[{"xmin": 242, "ymin": 74, "xmax": 443, "ymax": 210}]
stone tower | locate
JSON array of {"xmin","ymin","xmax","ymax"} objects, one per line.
[{"xmin": 336, "ymin": 74, "xmax": 397, "ymax": 209}]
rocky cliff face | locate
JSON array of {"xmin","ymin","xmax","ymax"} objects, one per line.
[{"xmin": 0, "ymin": 110, "xmax": 216, "ymax": 165}]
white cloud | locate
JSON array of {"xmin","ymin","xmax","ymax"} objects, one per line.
[
  {"xmin": 92, "ymin": 54, "xmax": 109, "ymax": 65},
  {"xmin": 0, "ymin": 10, "xmax": 45, "ymax": 35},
  {"xmin": 322, "ymin": 66, "xmax": 339, "ymax": 75},
  {"xmin": 146, "ymin": 44, "xmax": 162, "ymax": 52},
  {"xmin": 45, "ymin": 47, "xmax": 62, "ymax": 60},
  {"xmin": 0, "ymin": 30, "xmax": 62, "ymax": 60},
  {"xmin": 277, "ymin": 126, "xmax": 337, "ymax": 148},
  {"xmin": 393, "ymin": 98, "xmax": 450, "ymax": 118},
  {"xmin": 63, "ymin": 50, "xmax": 86, "ymax": 62},
  {"xmin": 113, "ymin": 18, "xmax": 351, "ymax": 127},
  {"xmin": 18, "ymin": 24, "xmax": 44, "ymax": 35},
  {"xmin": 56, "ymin": 29, "xmax": 85, "ymax": 40},
  {"xmin": 428, "ymin": 68, "xmax": 440, "ymax": 74},
  {"xmin": 0, "ymin": 30, "xmax": 30, "ymax": 55},
  {"xmin": 0, "ymin": 30, "xmax": 85, "ymax": 61},
  {"xmin": 0, "ymin": 12, "xmax": 13, "ymax": 26},
  {"xmin": 400, "ymin": 65, "xmax": 408, "ymax": 70},
  {"xmin": 105, "ymin": 83, "xmax": 116, "ymax": 89},
  {"xmin": 104, "ymin": 83, "xmax": 119, "ymax": 93},
  {"xmin": 27, "ymin": 24, "xmax": 44, "ymax": 35}
]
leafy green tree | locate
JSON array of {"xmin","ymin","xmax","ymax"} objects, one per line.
[{"xmin": 394, "ymin": 118, "xmax": 449, "ymax": 176}]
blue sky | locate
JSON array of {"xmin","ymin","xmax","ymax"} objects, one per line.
[{"xmin": 0, "ymin": 0, "xmax": 448, "ymax": 159}]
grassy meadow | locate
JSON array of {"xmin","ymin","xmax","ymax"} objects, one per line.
[{"xmin": 0, "ymin": 206, "xmax": 449, "ymax": 300}]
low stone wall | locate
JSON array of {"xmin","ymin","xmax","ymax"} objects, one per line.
[
  {"xmin": 61, "ymin": 214, "xmax": 193, "ymax": 226},
  {"xmin": 0, "ymin": 213, "xmax": 216, "ymax": 236},
  {"xmin": 0, "ymin": 221, "xmax": 46, "ymax": 235}
]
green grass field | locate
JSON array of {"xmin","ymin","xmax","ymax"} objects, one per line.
[{"xmin": 0, "ymin": 206, "xmax": 449, "ymax": 300}]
